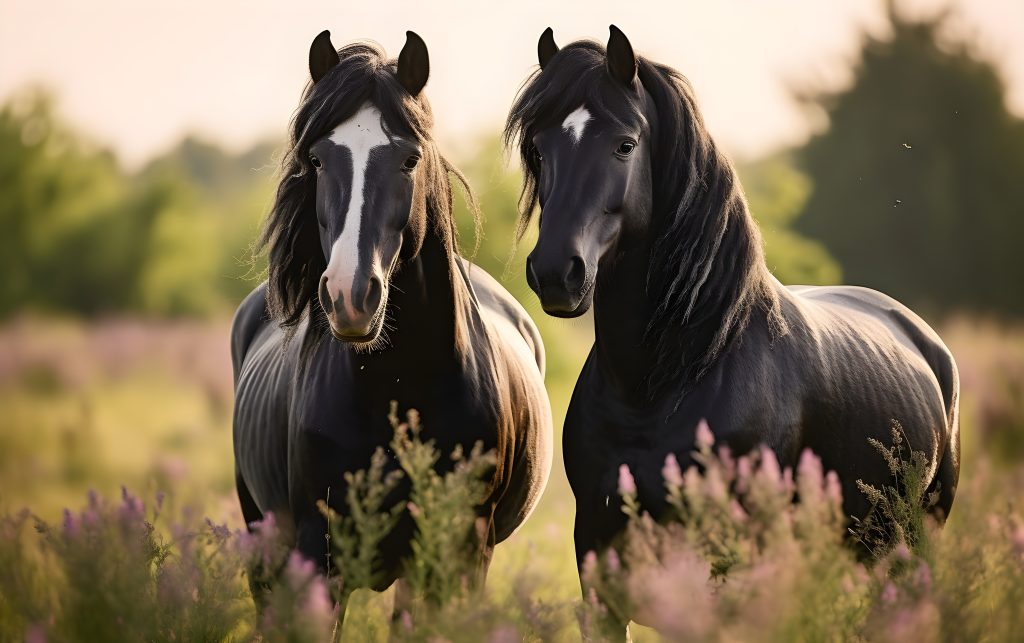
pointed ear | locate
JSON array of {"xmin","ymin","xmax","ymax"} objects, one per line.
[
  {"xmin": 309, "ymin": 30, "xmax": 340, "ymax": 84},
  {"xmin": 397, "ymin": 31, "xmax": 429, "ymax": 96},
  {"xmin": 606, "ymin": 25, "xmax": 637, "ymax": 87},
  {"xmin": 538, "ymin": 27, "xmax": 559, "ymax": 69}
]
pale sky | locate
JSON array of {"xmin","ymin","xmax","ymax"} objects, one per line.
[{"xmin": 1, "ymin": 0, "xmax": 1022, "ymax": 168}]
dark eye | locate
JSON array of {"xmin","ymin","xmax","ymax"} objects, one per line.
[
  {"xmin": 309, "ymin": 153, "xmax": 322, "ymax": 169},
  {"xmin": 531, "ymin": 147, "xmax": 543, "ymax": 165},
  {"xmin": 402, "ymin": 155, "xmax": 421, "ymax": 172},
  {"xmin": 616, "ymin": 140, "xmax": 637, "ymax": 157}
]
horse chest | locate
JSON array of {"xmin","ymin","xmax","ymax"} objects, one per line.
[
  {"xmin": 289, "ymin": 362, "xmax": 497, "ymax": 483},
  {"xmin": 564, "ymin": 361, "xmax": 792, "ymax": 511}
]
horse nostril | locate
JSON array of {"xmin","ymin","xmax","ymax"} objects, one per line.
[
  {"xmin": 318, "ymin": 276, "xmax": 332, "ymax": 315},
  {"xmin": 526, "ymin": 256, "xmax": 540, "ymax": 293},
  {"xmin": 363, "ymin": 276, "xmax": 382, "ymax": 315},
  {"xmin": 565, "ymin": 256, "xmax": 586, "ymax": 291}
]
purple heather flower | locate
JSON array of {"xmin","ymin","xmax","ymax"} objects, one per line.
[
  {"xmin": 606, "ymin": 548, "xmax": 621, "ymax": 573},
  {"xmin": 662, "ymin": 453, "xmax": 684, "ymax": 488},
  {"xmin": 881, "ymin": 582, "xmax": 899, "ymax": 605},
  {"xmin": 582, "ymin": 550, "xmax": 598, "ymax": 578},
  {"xmin": 695, "ymin": 419, "xmax": 714, "ymax": 450},
  {"xmin": 618, "ymin": 464, "xmax": 637, "ymax": 496}
]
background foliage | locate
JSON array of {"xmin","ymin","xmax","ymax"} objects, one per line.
[
  {"xmin": 794, "ymin": 4, "xmax": 1024, "ymax": 316},
  {"xmin": 2, "ymin": 2, "xmax": 1024, "ymax": 641}
]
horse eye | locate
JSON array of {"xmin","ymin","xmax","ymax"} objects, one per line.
[
  {"xmin": 402, "ymin": 155, "xmax": 421, "ymax": 171},
  {"xmin": 616, "ymin": 140, "xmax": 637, "ymax": 157},
  {"xmin": 531, "ymin": 147, "xmax": 543, "ymax": 165},
  {"xmin": 309, "ymin": 154, "xmax": 322, "ymax": 169}
]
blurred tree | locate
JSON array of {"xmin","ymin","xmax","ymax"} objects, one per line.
[
  {"xmin": 0, "ymin": 89, "xmax": 275, "ymax": 318},
  {"xmin": 794, "ymin": 1, "xmax": 1024, "ymax": 316},
  {"xmin": 137, "ymin": 136, "xmax": 276, "ymax": 310},
  {"xmin": 738, "ymin": 155, "xmax": 842, "ymax": 286},
  {"xmin": 0, "ymin": 89, "xmax": 132, "ymax": 315}
]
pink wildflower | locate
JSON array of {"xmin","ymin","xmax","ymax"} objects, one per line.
[
  {"xmin": 729, "ymin": 499, "xmax": 748, "ymax": 523},
  {"xmin": 782, "ymin": 466, "xmax": 795, "ymax": 493},
  {"xmin": 302, "ymin": 577, "xmax": 334, "ymax": 621},
  {"xmin": 606, "ymin": 548, "xmax": 621, "ymax": 573},
  {"xmin": 718, "ymin": 445, "xmax": 735, "ymax": 479},
  {"xmin": 695, "ymin": 418, "xmax": 714, "ymax": 450},
  {"xmin": 25, "ymin": 624, "xmax": 46, "ymax": 643},
  {"xmin": 798, "ymin": 449, "xmax": 823, "ymax": 487},
  {"xmin": 629, "ymin": 550, "xmax": 714, "ymax": 641},
  {"xmin": 758, "ymin": 447, "xmax": 782, "ymax": 487},
  {"xmin": 914, "ymin": 561, "xmax": 933, "ymax": 592},
  {"xmin": 582, "ymin": 550, "xmax": 598, "ymax": 578},
  {"xmin": 618, "ymin": 464, "xmax": 637, "ymax": 496},
  {"xmin": 1011, "ymin": 524, "xmax": 1024, "ymax": 556},
  {"xmin": 825, "ymin": 471, "xmax": 843, "ymax": 506},
  {"xmin": 488, "ymin": 625, "xmax": 520, "ymax": 643},
  {"xmin": 705, "ymin": 466, "xmax": 728, "ymax": 502},
  {"xmin": 893, "ymin": 543, "xmax": 911, "ymax": 562},
  {"xmin": 881, "ymin": 581, "xmax": 899, "ymax": 605},
  {"xmin": 662, "ymin": 453, "xmax": 684, "ymax": 488},
  {"xmin": 284, "ymin": 551, "xmax": 317, "ymax": 588},
  {"xmin": 736, "ymin": 456, "xmax": 752, "ymax": 494}
]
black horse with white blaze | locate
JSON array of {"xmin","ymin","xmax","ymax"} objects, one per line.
[
  {"xmin": 506, "ymin": 25, "xmax": 959, "ymax": 632},
  {"xmin": 231, "ymin": 31, "xmax": 551, "ymax": 610}
]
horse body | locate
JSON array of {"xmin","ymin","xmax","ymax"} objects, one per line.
[
  {"xmin": 232, "ymin": 32, "xmax": 551, "ymax": 596},
  {"xmin": 565, "ymin": 276, "xmax": 958, "ymax": 558},
  {"xmin": 506, "ymin": 27, "xmax": 960, "ymax": 634},
  {"xmin": 233, "ymin": 235, "xmax": 550, "ymax": 584}
]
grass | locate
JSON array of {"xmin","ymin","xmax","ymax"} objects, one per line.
[{"xmin": 0, "ymin": 315, "xmax": 1022, "ymax": 641}]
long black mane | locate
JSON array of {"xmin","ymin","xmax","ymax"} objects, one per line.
[
  {"xmin": 505, "ymin": 41, "xmax": 787, "ymax": 401},
  {"xmin": 260, "ymin": 42, "xmax": 475, "ymax": 340}
]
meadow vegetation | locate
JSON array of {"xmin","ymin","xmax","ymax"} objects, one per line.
[
  {"xmin": 2, "ymin": 321, "xmax": 1022, "ymax": 642},
  {"xmin": 0, "ymin": 315, "xmax": 1019, "ymax": 638},
  {"xmin": 3, "ymin": 4, "xmax": 1024, "ymax": 639}
]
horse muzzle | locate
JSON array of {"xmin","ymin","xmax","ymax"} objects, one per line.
[
  {"xmin": 319, "ymin": 273, "xmax": 386, "ymax": 341},
  {"xmin": 526, "ymin": 253, "xmax": 594, "ymax": 318}
]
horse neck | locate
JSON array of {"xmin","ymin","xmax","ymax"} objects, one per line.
[
  {"xmin": 383, "ymin": 225, "xmax": 469, "ymax": 362},
  {"xmin": 592, "ymin": 238, "xmax": 659, "ymax": 403},
  {"xmin": 594, "ymin": 154, "xmax": 777, "ymax": 405}
]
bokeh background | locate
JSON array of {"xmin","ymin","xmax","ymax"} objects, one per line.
[{"xmin": 2, "ymin": 0, "xmax": 1023, "ymax": 625}]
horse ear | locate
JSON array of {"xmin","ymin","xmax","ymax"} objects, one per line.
[
  {"xmin": 397, "ymin": 31, "xmax": 430, "ymax": 96},
  {"xmin": 309, "ymin": 30, "xmax": 340, "ymax": 84},
  {"xmin": 538, "ymin": 27, "xmax": 559, "ymax": 69},
  {"xmin": 606, "ymin": 24, "xmax": 637, "ymax": 87}
]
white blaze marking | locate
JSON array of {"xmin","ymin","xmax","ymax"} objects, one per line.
[
  {"xmin": 562, "ymin": 106, "xmax": 591, "ymax": 144},
  {"xmin": 323, "ymin": 103, "xmax": 390, "ymax": 318}
]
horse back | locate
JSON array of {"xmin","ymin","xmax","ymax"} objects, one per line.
[
  {"xmin": 791, "ymin": 284, "xmax": 959, "ymax": 427},
  {"xmin": 787, "ymin": 284, "xmax": 960, "ymax": 516}
]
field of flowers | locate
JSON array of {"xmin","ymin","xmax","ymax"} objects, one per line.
[{"xmin": 1, "ymin": 315, "xmax": 1022, "ymax": 642}]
